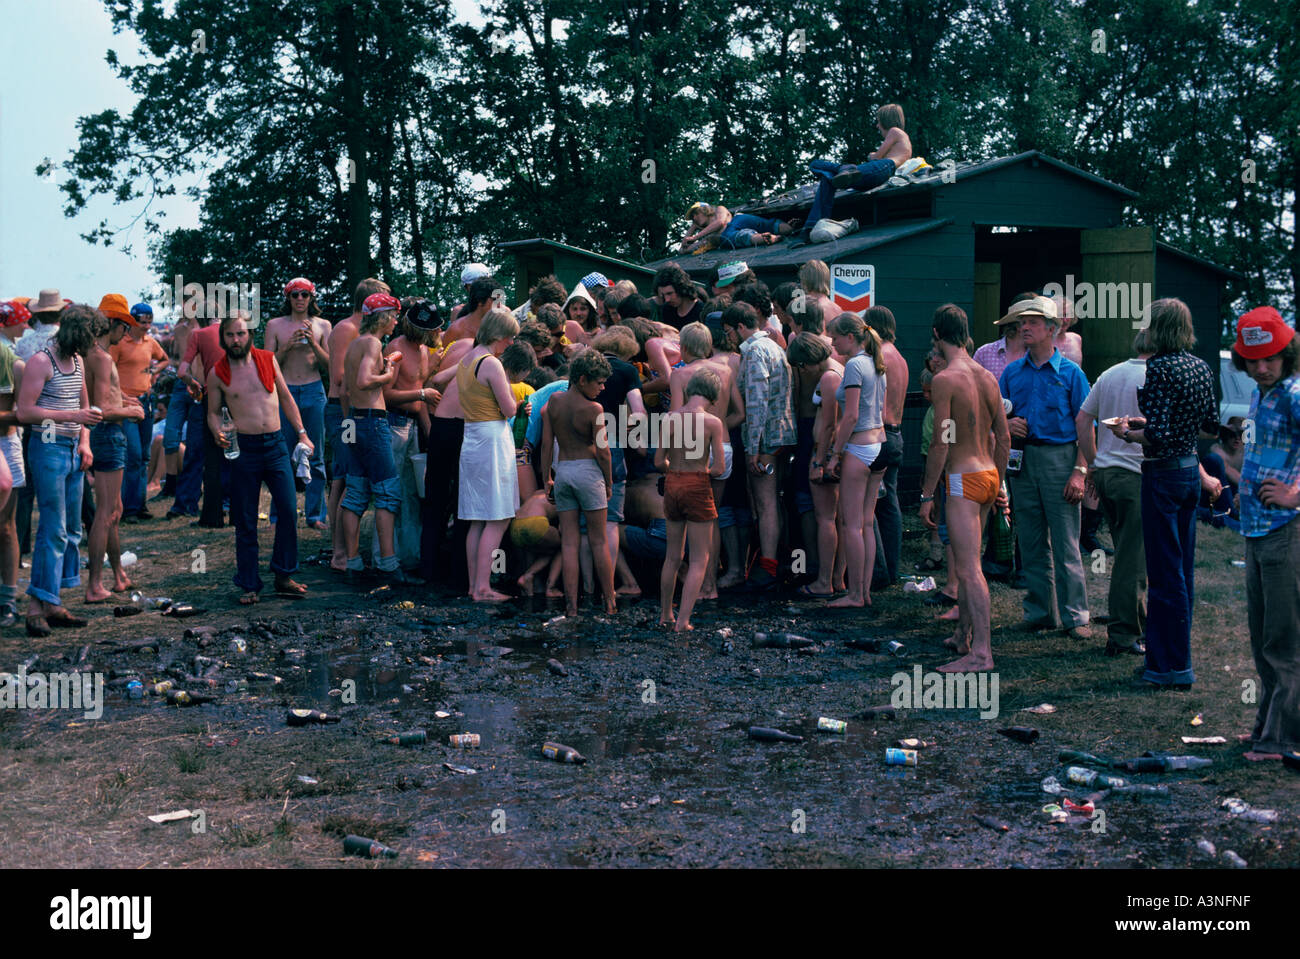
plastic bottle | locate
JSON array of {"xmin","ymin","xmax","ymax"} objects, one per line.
[
  {"xmin": 991, "ymin": 481, "xmax": 1013, "ymax": 561},
  {"xmin": 221, "ymin": 406, "xmax": 239, "ymax": 460},
  {"xmin": 286, "ymin": 708, "xmax": 342, "ymax": 726}
]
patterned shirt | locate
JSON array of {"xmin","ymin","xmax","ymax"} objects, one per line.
[
  {"xmin": 973, "ymin": 337, "xmax": 1022, "ymax": 383},
  {"xmin": 1137, "ymin": 351, "xmax": 1217, "ymax": 460},
  {"xmin": 1240, "ymin": 373, "xmax": 1300, "ymax": 538},
  {"xmin": 739, "ymin": 330, "xmax": 796, "ymax": 454}
]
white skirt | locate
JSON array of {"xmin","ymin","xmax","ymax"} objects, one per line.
[{"xmin": 458, "ymin": 419, "xmax": 519, "ymax": 520}]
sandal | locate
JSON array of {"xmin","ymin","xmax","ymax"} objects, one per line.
[
  {"xmin": 25, "ymin": 615, "xmax": 50, "ymax": 638},
  {"xmin": 796, "ymin": 584, "xmax": 835, "ymax": 599}
]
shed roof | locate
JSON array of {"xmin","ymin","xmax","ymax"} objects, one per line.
[
  {"xmin": 733, "ymin": 151, "xmax": 1139, "ymax": 218},
  {"xmin": 496, "ymin": 237, "xmax": 656, "ymax": 278},
  {"xmin": 644, "ymin": 217, "xmax": 953, "ymax": 275},
  {"xmin": 1156, "ymin": 241, "xmax": 1246, "ymax": 281}
]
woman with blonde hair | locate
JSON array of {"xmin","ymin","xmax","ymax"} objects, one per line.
[
  {"xmin": 788, "ymin": 332, "xmax": 846, "ymax": 598},
  {"xmin": 825, "ymin": 312, "xmax": 887, "ymax": 608},
  {"xmin": 457, "ymin": 307, "xmax": 522, "ymax": 602}
]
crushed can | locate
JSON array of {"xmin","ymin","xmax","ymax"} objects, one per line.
[
  {"xmin": 449, "ymin": 733, "xmax": 480, "ymax": 748},
  {"xmin": 817, "ymin": 717, "xmax": 848, "ymax": 733},
  {"xmin": 885, "ymin": 747, "xmax": 918, "ymax": 766}
]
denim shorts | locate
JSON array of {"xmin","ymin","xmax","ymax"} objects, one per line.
[
  {"xmin": 342, "ymin": 414, "xmax": 399, "ymax": 514},
  {"xmin": 90, "ymin": 422, "xmax": 128, "ymax": 472}
]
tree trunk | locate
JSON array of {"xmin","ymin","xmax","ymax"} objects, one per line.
[{"xmin": 338, "ymin": 3, "xmax": 371, "ymax": 290}]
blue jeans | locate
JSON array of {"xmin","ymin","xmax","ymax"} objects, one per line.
[
  {"xmin": 270, "ymin": 379, "xmax": 327, "ymax": 525},
  {"xmin": 229, "ymin": 432, "xmax": 299, "ymax": 593},
  {"xmin": 163, "ymin": 379, "xmax": 191, "ymax": 454},
  {"xmin": 807, "ymin": 158, "xmax": 896, "ymax": 228},
  {"xmin": 342, "ymin": 415, "xmax": 400, "ymax": 515},
  {"xmin": 173, "ymin": 384, "xmax": 206, "ymax": 514},
  {"xmin": 1140, "ymin": 464, "xmax": 1200, "ymax": 685},
  {"xmin": 720, "ymin": 213, "xmax": 783, "ymax": 248},
  {"xmin": 121, "ymin": 393, "xmax": 151, "ymax": 513},
  {"xmin": 27, "ymin": 435, "xmax": 84, "ymax": 605}
]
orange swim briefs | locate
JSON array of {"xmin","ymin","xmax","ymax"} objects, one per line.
[
  {"xmin": 947, "ymin": 468, "xmax": 999, "ymax": 506},
  {"xmin": 663, "ymin": 470, "xmax": 717, "ymax": 523}
]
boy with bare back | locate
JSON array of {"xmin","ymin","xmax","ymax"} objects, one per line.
[
  {"xmin": 802, "ymin": 105, "xmax": 911, "ymax": 239},
  {"xmin": 670, "ymin": 321, "xmax": 740, "ymax": 599},
  {"xmin": 326, "ymin": 278, "xmax": 389, "ymax": 569},
  {"xmin": 918, "ymin": 304, "xmax": 1009, "ymax": 672},
  {"xmin": 656, "ymin": 368, "xmax": 727, "ymax": 631},
  {"xmin": 85, "ymin": 297, "xmax": 146, "ymax": 603},
  {"xmin": 541, "ymin": 348, "xmax": 615, "ymax": 617},
  {"xmin": 206, "ymin": 313, "xmax": 313, "ymax": 605}
]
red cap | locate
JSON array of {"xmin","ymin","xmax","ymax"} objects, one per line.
[
  {"xmin": 1234, "ymin": 306, "xmax": 1294, "ymax": 360},
  {"xmin": 284, "ymin": 277, "xmax": 316, "ymax": 296},
  {"xmin": 1, "ymin": 299, "xmax": 32, "ymax": 328},
  {"xmin": 362, "ymin": 292, "xmax": 401, "ymax": 316}
]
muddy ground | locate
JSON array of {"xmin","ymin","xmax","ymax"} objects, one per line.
[{"xmin": 0, "ymin": 497, "xmax": 1294, "ymax": 869}]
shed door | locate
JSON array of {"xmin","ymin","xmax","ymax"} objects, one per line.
[
  {"xmin": 973, "ymin": 262, "xmax": 1002, "ymax": 351},
  {"xmin": 1079, "ymin": 227, "xmax": 1155, "ymax": 382}
]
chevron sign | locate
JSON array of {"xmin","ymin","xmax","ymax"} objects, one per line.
[{"xmin": 832, "ymin": 264, "xmax": 874, "ymax": 313}]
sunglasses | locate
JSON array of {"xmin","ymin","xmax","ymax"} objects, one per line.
[{"xmin": 289, "ymin": 291, "xmax": 312, "ymax": 299}]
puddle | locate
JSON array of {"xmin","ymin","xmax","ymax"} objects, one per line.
[{"xmin": 280, "ymin": 649, "xmax": 415, "ymax": 705}]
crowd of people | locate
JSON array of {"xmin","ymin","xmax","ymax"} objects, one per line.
[{"xmin": 0, "ymin": 250, "xmax": 1295, "ymax": 762}]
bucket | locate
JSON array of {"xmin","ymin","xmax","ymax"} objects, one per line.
[{"xmin": 410, "ymin": 453, "xmax": 427, "ymax": 497}]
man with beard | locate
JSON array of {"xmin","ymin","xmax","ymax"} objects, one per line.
[{"xmin": 206, "ymin": 312, "xmax": 312, "ymax": 605}]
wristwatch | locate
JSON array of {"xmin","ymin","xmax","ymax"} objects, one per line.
[
  {"xmin": 1073, "ymin": 465, "xmax": 1088, "ymax": 475},
  {"xmin": 919, "ymin": 493, "xmax": 935, "ymax": 503}
]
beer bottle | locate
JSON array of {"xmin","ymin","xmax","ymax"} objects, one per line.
[
  {"xmin": 343, "ymin": 834, "xmax": 398, "ymax": 859},
  {"xmin": 286, "ymin": 708, "xmax": 342, "ymax": 726},
  {"xmin": 382, "ymin": 731, "xmax": 426, "ymax": 746},
  {"xmin": 752, "ymin": 632, "xmax": 817, "ymax": 649},
  {"xmin": 540, "ymin": 741, "xmax": 587, "ymax": 763},
  {"xmin": 1058, "ymin": 749, "xmax": 1114, "ymax": 768},
  {"xmin": 997, "ymin": 726, "xmax": 1039, "ymax": 744},
  {"xmin": 991, "ymin": 482, "xmax": 1014, "ymax": 561},
  {"xmin": 747, "ymin": 726, "xmax": 804, "ymax": 743}
]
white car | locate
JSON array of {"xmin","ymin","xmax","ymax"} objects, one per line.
[{"xmin": 1220, "ymin": 349, "xmax": 1257, "ymax": 425}]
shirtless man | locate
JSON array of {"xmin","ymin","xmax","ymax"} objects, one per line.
[
  {"xmin": 339, "ymin": 293, "xmax": 418, "ymax": 583},
  {"xmin": 442, "ymin": 276, "xmax": 499, "ymax": 348},
  {"xmin": 678, "ymin": 202, "xmax": 795, "ymax": 252},
  {"xmin": 803, "ymin": 105, "xmax": 911, "ymax": 237},
  {"xmin": 85, "ymin": 300, "xmax": 145, "ymax": 602},
  {"xmin": 264, "ymin": 278, "xmax": 332, "ymax": 530},
  {"xmin": 326, "ymin": 278, "xmax": 389, "ymax": 569},
  {"xmin": 206, "ymin": 313, "xmax": 312, "ymax": 604},
  {"xmin": 1050, "ymin": 295, "xmax": 1084, "ymax": 367},
  {"xmin": 702, "ymin": 309, "xmax": 748, "ymax": 590},
  {"xmin": 656, "ymin": 368, "xmax": 727, "ymax": 632},
  {"xmin": 541, "ymin": 348, "xmax": 615, "ymax": 617},
  {"xmin": 379, "ymin": 299, "xmax": 443, "ymax": 569},
  {"xmin": 918, "ymin": 304, "xmax": 1010, "ymax": 672},
  {"xmin": 670, "ymin": 321, "xmax": 741, "ymax": 599},
  {"xmin": 867, "ymin": 305, "xmax": 909, "ymax": 588},
  {"xmin": 797, "ymin": 262, "xmax": 838, "ymax": 334}
]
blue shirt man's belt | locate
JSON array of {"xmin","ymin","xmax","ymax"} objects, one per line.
[{"xmin": 1143, "ymin": 454, "xmax": 1198, "ymax": 471}]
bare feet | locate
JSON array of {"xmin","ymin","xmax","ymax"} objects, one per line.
[
  {"xmin": 239, "ymin": 592, "xmax": 260, "ymax": 606},
  {"xmin": 546, "ymin": 586, "xmax": 564, "ymax": 599},
  {"xmin": 938, "ymin": 652, "xmax": 993, "ymax": 672},
  {"xmin": 673, "ymin": 622, "xmax": 694, "ymax": 633},
  {"xmin": 1237, "ymin": 733, "xmax": 1254, "ymax": 744},
  {"xmin": 330, "ymin": 553, "xmax": 349, "ymax": 573},
  {"xmin": 1243, "ymin": 750, "xmax": 1283, "ymax": 761},
  {"xmin": 828, "ymin": 595, "xmax": 864, "ymax": 608},
  {"xmin": 84, "ymin": 587, "xmax": 113, "ymax": 604},
  {"xmin": 473, "ymin": 589, "xmax": 511, "ymax": 603},
  {"xmin": 937, "ymin": 605, "xmax": 961, "ymax": 622},
  {"xmin": 516, "ymin": 573, "xmax": 535, "ymax": 595},
  {"xmin": 717, "ymin": 574, "xmax": 743, "ymax": 590},
  {"xmin": 112, "ymin": 576, "xmax": 134, "ymax": 593},
  {"xmin": 616, "ymin": 584, "xmax": 641, "ymax": 598},
  {"xmin": 308, "ymin": 520, "xmax": 328, "ymax": 531},
  {"xmin": 274, "ymin": 576, "xmax": 308, "ymax": 597},
  {"xmin": 698, "ymin": 590, "xmax": 718, "ymax": 601},
  {"xmin": 943, "ymin": 632, "xmax": 971, "ymax": 655},
  {"xmin": 604, "ymin": 601, "xmax": 618, "ymax": 616}
]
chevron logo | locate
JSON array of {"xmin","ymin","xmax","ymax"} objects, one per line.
[{"xmin": 832, "ymin": 264, "xmax": 874, "ymax": 313}]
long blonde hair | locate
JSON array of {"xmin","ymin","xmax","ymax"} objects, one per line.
[{"xmin": 830, "ymin": 312, "xmax": 886, "ymax": 375}]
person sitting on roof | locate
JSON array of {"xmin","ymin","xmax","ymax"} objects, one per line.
[
  {"xmin": 801, "ymin": 104, "xmax": 912, "ymax": 241},
  {"xmin": 678, "ymin": 203, "xmax": 799, "ymax": 253}
]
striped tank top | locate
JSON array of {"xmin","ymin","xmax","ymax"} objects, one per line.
[{"xmin": 38, "ymin": 347, "xmax": 84, "ymax": 439}]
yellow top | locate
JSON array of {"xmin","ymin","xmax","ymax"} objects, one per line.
[
  {"xmin": 457, "ymin": 352, "xmax": 504, "ymax": 423},
  {"xmin": 510, "ymin": 382, "xmax": 535, "ymax": 405}
]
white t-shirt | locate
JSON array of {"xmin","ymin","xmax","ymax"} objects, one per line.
[{"xmin": 1079, "ymin": 358, "xmax": 1146, "ymax": 473}]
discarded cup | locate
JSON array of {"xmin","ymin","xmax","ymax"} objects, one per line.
[
  {"xmin": 885, "ymin": 747, "xmax": 918, "ymax": 766},
  {"xmin": 343, "ymin": 834, "xmax": 398, "ymax": 859},
  {"xmin": 540, "ymin": 741, "xmax": 586, "ymax": 764},
  {"xmin": 817, "ymin": 717, "xmax": 848, "ymax": 734},
  {"xmin": 449, "ymin": 733, "xmax": 480, "ymax": 748}
]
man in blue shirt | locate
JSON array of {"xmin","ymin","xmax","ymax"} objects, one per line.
[
  {"xmin": 999, "ymin": 296, "xmax": 1093, "ymax": 639},
  {"xmin": 1231, "ymin": 307, "xmax": 1300, "ymax": 761}
]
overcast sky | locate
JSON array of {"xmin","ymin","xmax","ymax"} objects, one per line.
[{"xmin": 0, "ymin": 0, "xmax": 483, "ymax": 308}]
